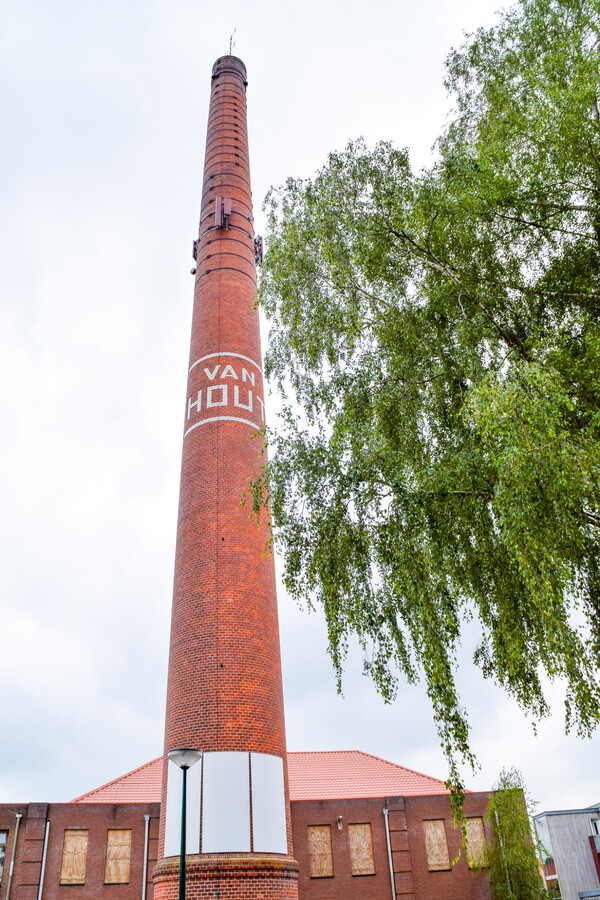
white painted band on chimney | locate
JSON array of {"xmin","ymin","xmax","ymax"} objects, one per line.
[
  {"xmin": 163, "ymin": 757, "xmax": 202, "ymax": 857},
  {"xmin": 164, "ymin": 751, "xmax": 287, "ymax": 855}
]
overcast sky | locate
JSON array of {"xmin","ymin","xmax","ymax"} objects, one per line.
[{"xmin": 2, "ymin": 0, "xmax": 598, "ymax": 816}]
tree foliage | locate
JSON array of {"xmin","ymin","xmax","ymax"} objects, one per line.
[
  {"xmin": 486, "ymin": 768, "xmax": 546, "ymax": 900},
  {"xmin": 252, "ymin": 0, "xmax": 600, "ymax": 798}
]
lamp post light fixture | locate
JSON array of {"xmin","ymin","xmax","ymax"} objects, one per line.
[{"xmin": 167, "ymin": 748, "xmax": 202, "ymax": 900}]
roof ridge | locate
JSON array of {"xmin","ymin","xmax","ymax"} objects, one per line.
[
  {"xmin": 354, "ymin": 750, "xmax": 448, "ymax": 786},
  {"xmin": 71, "ymin": 756, "xmax": 162, "ymax": 803},
  {"xmin": 288, "ymin": 750, "xmax": 448, "ymax": 787},
  {"xmin": 288, "ymin": 750, "xmax": 359, "ymax": 756}
]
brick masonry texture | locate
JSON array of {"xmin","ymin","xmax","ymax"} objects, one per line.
[
  {"xmin": 0, "ymin": 802, "xmax": 160, "ymax": 900},
  {"xmin": 153, "ymin": 855, "xmax": 299, "ymax": 900},
  {"xmin": 155, "ymin": 54, "xmax": 297, "ymax": 900},
  {"xmin": 291, "ymin": 799, "xmax": 395, "ymax": 900},
  {"xmin": 289, "ymin": 794, "xmax": 492, "ymax": 900},
  {"xmin": 0, "ymin": 789, "xmax": 493, "ymax": 899},
  {"xmin": 403, "ymin": 793, "xmax": 492, "ymax": 900}
]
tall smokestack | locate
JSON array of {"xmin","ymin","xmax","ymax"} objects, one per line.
[{"xmin": 153, "ymin": 56, "xmax": 299, "ymax": 900}]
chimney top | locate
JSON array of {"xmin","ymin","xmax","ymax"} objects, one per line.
[{"xmin": 212, "ymin": 55, "xmax": 247, "ymax": 84}]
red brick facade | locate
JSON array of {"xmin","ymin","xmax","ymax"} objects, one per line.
[
  {"xmin": 291, "ymin": 793, "xmax": 491, "ymax": 900},
  {"xmin": 0, "ymin": 791, "xmax": 492, "ymax": 900},
  {"xmin": 404, "ymin": 794, "xmax": 491, "ymax": 899},
  {"xmin": 0, "ymin": 802, "xmax": 160, "ymax": 900}
]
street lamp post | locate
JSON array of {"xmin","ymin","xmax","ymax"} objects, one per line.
[{"xmin": 167, "ymin": 749, "xmax": 203, "ymax": 900}]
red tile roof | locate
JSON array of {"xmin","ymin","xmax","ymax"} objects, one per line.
[
  {"xmin": 71, "ymin": 751, "xmax": 448, "ymax": 804},
  {"xmin": 287, "ymin": 751, "xmax": 449, "ymax": 800},
  {"xmin": 71, "ymin": 757, "xmax": 163, "ymax": 804}
]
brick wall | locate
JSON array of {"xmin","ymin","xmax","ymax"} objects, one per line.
[
  {"xmin": 289, "ymin": 794, "xmax": 492, "ymax": 900},
  {"xmin": 0, "ymin": 802, "xmax": 159, "ymax": 900},
  {"xmin": 405, "ymin": 793, "xmax": 492, "ymax": 900},
  {"xmin": 291, "ymin": 798, "xmax": 394, "ymax": 900},
  {"xmin": 0, "ymin": 794, "xmax": 492, "ymax": 900}
]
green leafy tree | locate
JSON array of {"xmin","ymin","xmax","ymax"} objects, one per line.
[
  {"xmin": 252, "ymin": 0, "xmax": 600, "ymax": 802},
  {"xmin": 486, "ymin": 768, "xmax": 546, "ymax": 900}
]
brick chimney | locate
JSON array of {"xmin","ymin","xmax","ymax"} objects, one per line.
[{"xmin": 153, "ymin": 56, "xmax": 299, "ymax": 900}]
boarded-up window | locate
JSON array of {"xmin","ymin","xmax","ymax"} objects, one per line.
[
  {"xmin": 104, "ymin": 829, "xmax": 132, "ymax": 884},
  {"xmin": 423, "ymin": 819, "xmax": 450, "ymax": 871},
  {"xmin": 0, "ymin": 831, "xmax": 7, "ymax": 884},
  {"xmin": 308, "ymin": 825, "xmax": 333, "ymax": 877},
  {"xmin": 348, "ymin": 823, "xmax": 375, "ymax": 875},
  {"xmin": 60, "ymin": 830, "xmax": 89, "ymax": 885},
  {"xmin": 466, "ymin": 817, "xmax": 486, "ymax": 868}
]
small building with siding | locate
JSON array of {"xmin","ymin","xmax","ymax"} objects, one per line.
[{"xmin": 534, "ymin": 802, "xmax": 600, "ymax": 899}]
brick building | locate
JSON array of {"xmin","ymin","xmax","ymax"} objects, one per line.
[
  {"xmin": 1, "ymin": 52, "xmax": 493, "ymax": 900},
  {"xmin": 0, "ymin": 751, "xmax": 492, "ymax": 900}
]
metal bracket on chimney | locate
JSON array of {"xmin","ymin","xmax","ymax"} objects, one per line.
[{"xmin": 215, "ymin": 197, "xmax": 232, "ymax": 229}]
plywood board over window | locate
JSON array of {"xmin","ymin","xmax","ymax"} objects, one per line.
[
  {"xmin": 348, "ymin": 823, "xmax": 375, "ymax": 875},
  {"xmin": 60, "ymin": 830, "xmax": 89, "ymax": 885},
  {"xmin": 308, "ymin": 825, "xmax": 334, "ymax": 877},
  {"xmin": 105, "ymin": 829, "xmax": 132, "ymax": 884},
  {"xmin": 0, "ymin": 831, "xmax": 7, "ymax": 884},
  {"xmin": 466, "ymin": 817, "xmax": 486, "ymax": 868},
  {"xmin": 423, "ymin": 819, "xmax": 450, "ymax": 871}
]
